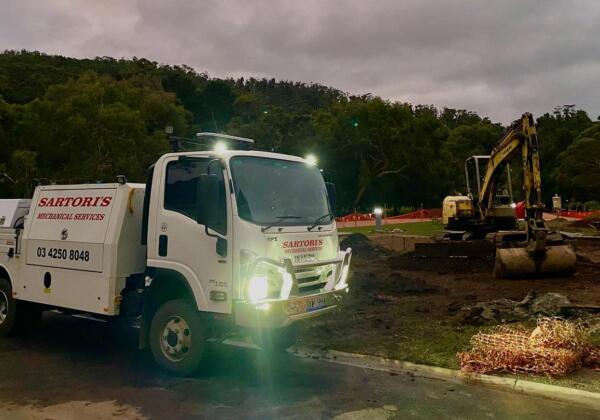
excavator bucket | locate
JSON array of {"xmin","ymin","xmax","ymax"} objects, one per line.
[{"xmin": 493, "ymin": 244, "xmax": 576, "ymax": 278}]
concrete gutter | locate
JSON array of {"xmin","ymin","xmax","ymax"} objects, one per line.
[{"xmin": 289, "ymin": 346, "xmax": 600, "ymax": 410}]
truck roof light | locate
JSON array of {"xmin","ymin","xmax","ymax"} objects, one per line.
[
  {"xmin": 305, "ymin": 154, "xmax": 317, "ymax": 166},
  {"xmin": 214, "ymin": 141, "xmax": 227, "ymax": 153}
]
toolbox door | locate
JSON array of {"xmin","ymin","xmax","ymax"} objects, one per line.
[{"xmin": 25, "ymin": 188, "xmax": 116, "ymax": 272}]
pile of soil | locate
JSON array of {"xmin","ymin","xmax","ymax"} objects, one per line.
[
  {"xmin": 388, "ymin": 252, "xmax": 492, "ymax": 274},
  {"xmin": 340, "ymin": 233, "xmax": 391, "ymax": 258},
  {"xmin": 451, "ymin": 291, "xmax": 574, "ymax": 325}
]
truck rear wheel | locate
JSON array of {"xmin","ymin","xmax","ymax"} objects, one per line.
[
  {"xmin": 149, "ymin": 299, "xmax": 206, "ymax": 376},
  {"xmin": 0, "ymin": 278, "xmax": 42, "ymax": 337},
  {"xmin": 0, "ymin": 277, "xmax": 17, "ymax": 337}
]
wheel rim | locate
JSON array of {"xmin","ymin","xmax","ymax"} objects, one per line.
[
  {"xmin": 0, "ymin": 291, "xmax": 8, "ymax": 325},
  {"xmin": 160, "ymin": 315, "xmax": 192, "ymax": 362}
]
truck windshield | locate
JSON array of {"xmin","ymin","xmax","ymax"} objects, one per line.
[{"xmin": 229, "ymin": 156, "xmax": 331, "ymax": 227}]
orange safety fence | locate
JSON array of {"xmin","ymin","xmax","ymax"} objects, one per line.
[
  {"xmin": 458, "ymin": 317, "xmax": 600, "ymax": 377},
  {"xmin": 336, "ymin": 208, "xmax": 442, "ymax": 222}
]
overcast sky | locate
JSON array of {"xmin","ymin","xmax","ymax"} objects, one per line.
[{"xmin": 1, "ymin": 0, "xmax": 599, "ymax": 123}]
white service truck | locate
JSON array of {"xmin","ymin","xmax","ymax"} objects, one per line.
[{"xmin": 0, "ymin": 139, "xmax": 352, "ymax": 375}]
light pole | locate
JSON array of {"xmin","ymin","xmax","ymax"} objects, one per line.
[{"xmin": 374, "ymin": 207, "xmax": 383, "ymax": 231}]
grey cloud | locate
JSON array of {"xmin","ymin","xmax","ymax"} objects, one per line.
[{"xmin": 1, "ymin": 0, "xmax": 599, "ymax": 122}]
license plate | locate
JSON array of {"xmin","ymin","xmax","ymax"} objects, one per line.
[
  {"xmin": 306, "ymin": 295, "xmax": 327, "ymax": 312},
  {"xmin": 286, "ymin": 295, "xmax": 328, "ymax": 315}
]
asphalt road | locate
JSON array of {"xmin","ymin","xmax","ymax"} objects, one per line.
[{"xmin": 0, "ymin": 313, "xmax": 598, "ymax": 419}]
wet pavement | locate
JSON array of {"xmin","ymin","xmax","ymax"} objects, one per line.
[{"xmin": 0, "ymin": 312, "xmax": 598, "ymax": 419}]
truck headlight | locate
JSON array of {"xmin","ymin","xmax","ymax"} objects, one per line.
[
  {"xmin": 245, "ymin": 260, "xmax": 294, "ymax": 302},
  {"xmin": 248, "ymin": 275, "xmax": 269, "ymax": 303}
]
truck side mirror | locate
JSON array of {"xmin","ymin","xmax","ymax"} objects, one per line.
[
  {"xmin": 196, "ymin": 174, "xmax": 219, "ymax": 228},
  {"xmin": 325, "ymin": 182, "xmax": 336, "ymax": 213}
]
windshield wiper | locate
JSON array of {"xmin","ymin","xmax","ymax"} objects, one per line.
[
  {"xmin": 261, "ymin": 215, "xmax": 303, "ymax": 232},
  {"xmin": 307, "ymin": 213, "xmax": 333, "ymax": 231}
]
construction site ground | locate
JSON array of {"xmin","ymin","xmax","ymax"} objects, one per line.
[{"xmin": 299, "ymin": 229, "xmax": 600, "ymax": 392}]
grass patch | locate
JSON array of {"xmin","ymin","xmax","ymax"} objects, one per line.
[
  {"xmin": 301, "ymin": 311, "xmax": 600, "ymax": 393},
  {"xmin": 389, "ymin": 322, "xmax": 483, "ymax": 369},
  {"xmin": 339, "ymin": 220, "xmax": 443, "ymax": 236},
  {"xmin": 545, "ymin": 219, "xmax": 598, "ymax": 236}
]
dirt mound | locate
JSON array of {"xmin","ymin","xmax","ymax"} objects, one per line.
[
  {"xmin": 389, "ymin": 252, "xmax": 492, "ymax": 274},
  {"xmin": 452, "ymin": 291, "xmax": 573, "ymax": 325},
  {"xmin": 340, "ymin": 233, "xmax": 390, "ymax": 258}
]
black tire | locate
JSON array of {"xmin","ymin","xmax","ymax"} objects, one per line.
[
  {"xmin": 0, "ymin": 277, "xmax": 17, "ymax": 337},
  {"xmin": 149, "ymin": 299, "xmax": 206, "ymax": 376},
  {"xmin": 252, "ymin": 324, "xmax": 299, "ymax": 352},
  {"xmin": 0, "ymin": 277, "xmax": 43, "ymax": 337}
]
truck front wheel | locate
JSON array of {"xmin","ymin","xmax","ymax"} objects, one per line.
[{"xmin": 149, "ymin": 299, "xmax": 207, "ymax": 376}]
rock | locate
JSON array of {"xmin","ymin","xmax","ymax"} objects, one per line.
[
  {"xmin": 475, "ymin": 298, "xmax": 528, "ymax": 322},
  {"xmin": 447, "ymin": 302, "xmax": 463, "ymax": 314},
  {"xmin": 530, "ymin": 293, "xmax": 572, "ymax": 316},
  {"xmin": 454, "ymin": 291, "xmax": 573, "ymax": 325},
  {"xmin": 454, "ymin": 306, "xmax": 485, "ymax": 325},
  {"xmin": 517, "ymin": 290, "xmax": 537, "ymax": 306}
]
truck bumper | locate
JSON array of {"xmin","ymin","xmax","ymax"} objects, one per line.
[{"xmin": 234, "ymin": 288, "xmax": 348, "ymax": 329}]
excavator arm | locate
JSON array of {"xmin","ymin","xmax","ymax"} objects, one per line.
[
  {"xmin": 485, "ymin": 113, "xmax": 576, "ymax": 278},
  {"xmin": 478, "ymin": 113, "xmax": 547, "ymax": 247}
]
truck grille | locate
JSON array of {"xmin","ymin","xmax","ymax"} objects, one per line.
[{"xmin": 295, "ymin": 269, "xmax": 333, "ymax": 295}]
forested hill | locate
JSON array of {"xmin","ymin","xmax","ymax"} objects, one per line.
[{"xmin": 1, "ymin": 50, "xmax": 598, "ymax": 213}]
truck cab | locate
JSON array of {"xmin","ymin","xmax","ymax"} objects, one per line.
[{"xmin": 0, "ymin": 138, "xmax": 352, "ymax": 376}]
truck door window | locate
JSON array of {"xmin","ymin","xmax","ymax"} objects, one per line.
[{"xmin": 164, "ymin": 158, "xmax": 227, "ymax": 230}]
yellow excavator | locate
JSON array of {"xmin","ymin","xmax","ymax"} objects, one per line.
[{"xmin": 442, "ymin": 113, "xmax": 576, "ymax": 278}]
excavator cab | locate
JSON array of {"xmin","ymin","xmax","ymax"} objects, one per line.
[
  {"xmin": 442, "ymin": 156, "xmax": 516, "ymax": 235},
  {"xmin": 465, "ymin": 155, "xmax": 517, "ymax": 231}
]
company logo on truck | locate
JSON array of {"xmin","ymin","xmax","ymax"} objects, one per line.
[
  {"xmin": 38, "ymin": 196, "xmax": 113, "ymax": 207},
  {"xmin": 282, "ymin": 239, "xmax": 323, "ymax": 254},
  {"xmin": 36, "ymin": 195, "xmax": 113, "ymax": 221}
]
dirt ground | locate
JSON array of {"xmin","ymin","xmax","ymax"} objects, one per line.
[{"xmin": 299, "ymin": 233, "xmax": 600, "ymax": 388}]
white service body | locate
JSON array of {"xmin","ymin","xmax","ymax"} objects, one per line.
[{"xmin": 0, "ymin": 184, "xmax": 145, "ymax": 315}]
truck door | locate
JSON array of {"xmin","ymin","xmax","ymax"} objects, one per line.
[{"xmin": 150, "ymin": 157, "xmax": 231, "ymax": 314}]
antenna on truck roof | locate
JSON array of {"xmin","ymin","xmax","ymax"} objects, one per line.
[
  {"xmin": 165, "ymin": 128, "xmax": 255, "ymax": 152},
  {"xmin": 196, "ymin": 132, "xmax": 254, "ymax": 151}
]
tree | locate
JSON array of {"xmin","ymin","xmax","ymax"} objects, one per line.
[
  {"xmin": 553, "ymin": 124, "xmax": 600, "ymax": 202},
  {"xmin": 536, "ymin": 107, "xmax": 592, "ymax": 200},
  {"xmin": 11, "ymin": 71, "xmax": 190, "ymax": 192},
  {"xmin": 441, "ymin": 121, "xmax": 504, "ymax": 194},
  {"xmin": 7, "ymin": 150, "xmax": 38, "ymax": 196},
  {"xmin": 313, "ymin": 97, "xmax": 412, "ymax": 210}
]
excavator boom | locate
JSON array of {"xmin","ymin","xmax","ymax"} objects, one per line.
[{"xmin": 485, "ymin": 113, "xmax": 575, "ymax": 277}]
